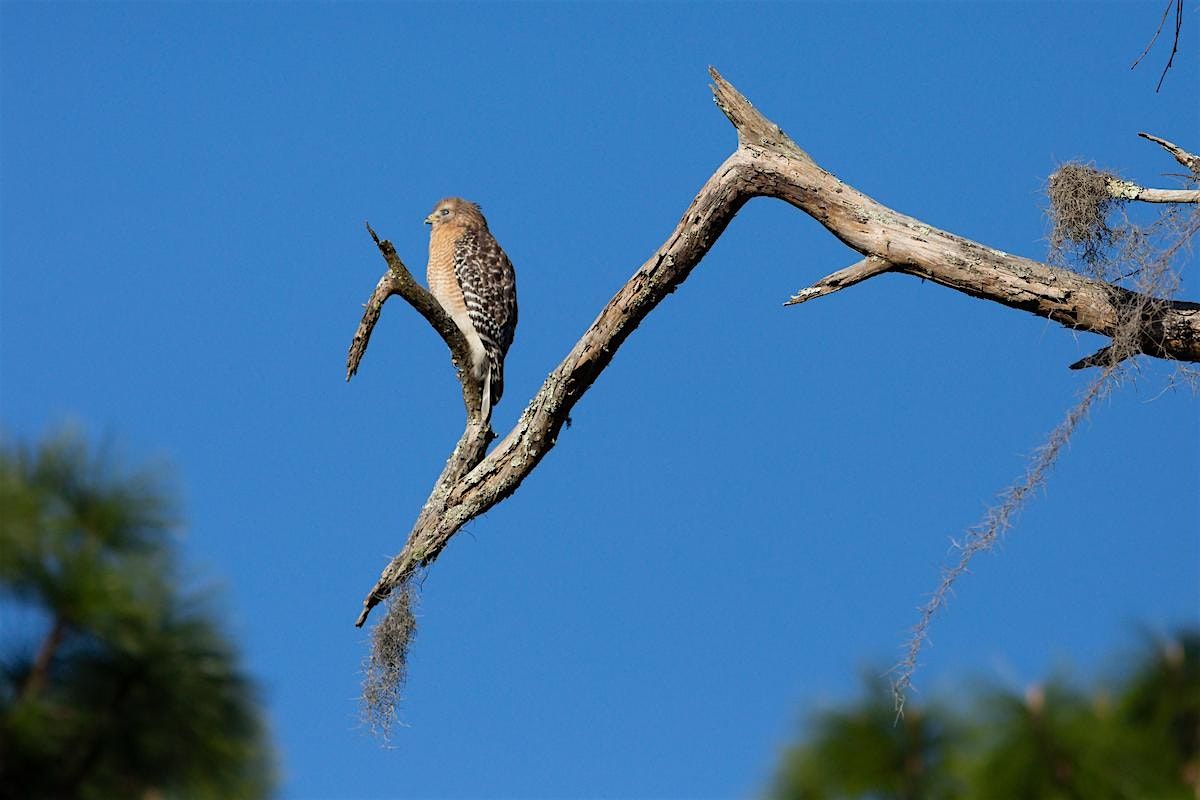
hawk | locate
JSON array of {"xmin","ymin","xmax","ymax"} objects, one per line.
[{"xmin": 425, "ymin": 198, "xmax": 518, "ymax": 422}]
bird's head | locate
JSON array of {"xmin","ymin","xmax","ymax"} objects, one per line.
[{"xmin": 425, "ymin": 197, "xmax": 487, "ymax": 229}]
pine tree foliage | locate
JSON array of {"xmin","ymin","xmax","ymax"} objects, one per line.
[
  {"xmin": 0, "ymin": 431, "xmax": 275, "ymax": 800},
  {"xmin": 771, "ymin": 632, "xmax": 1200, "ymax": 800}
]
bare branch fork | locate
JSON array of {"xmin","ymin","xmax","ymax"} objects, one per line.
[{"xmin": 346, "ymin": 68, "xmax": 1200, "ymax": 628}]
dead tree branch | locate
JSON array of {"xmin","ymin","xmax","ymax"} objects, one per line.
[
  {"xmin": 347, "ymin": 68, "xmax": 1200, "ymax": 628},
  {"xmin": 351, "ymin": 147, "xmax": 752, "ymax": 626},
  {"xmin": 1103, "ymin": 178, "xmax": 1199, "ymax": 204},
  {"xmin": 785, "ymin": 256, "xmax": 894, "ymax": 306},
  {"xmin": 1095, "ymin": 133, "xmax": 1200, "ymax": 203},
  {"xmin": 347, "ymin": 221, "xmax": 485, "ymax": 420},
  {"xmin": 1139, "ymin": 132, "xmax": 1200, "ymax": 175}
]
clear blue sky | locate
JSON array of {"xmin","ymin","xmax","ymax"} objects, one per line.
[{"xmin": 2, "ymin": 2, "xmax": 1197, "ymax": 798}]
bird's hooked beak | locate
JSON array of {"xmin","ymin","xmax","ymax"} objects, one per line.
[{"xmin": 424, "ymin": 213, "xmax": 436, "ymax": 225}]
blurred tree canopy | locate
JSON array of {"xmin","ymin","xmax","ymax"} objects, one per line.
[
  {"xmin": 770, "ymin": 631, "xmax": 1199, "ymax": 800},
  {"xmin": 0, "ymin": 430, "xmax": 275, "ymax": 800}
]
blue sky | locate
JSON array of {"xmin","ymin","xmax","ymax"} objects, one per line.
[{"xmin": 2, "ymin": 2, "xmax": 1197, "ymax": 798}]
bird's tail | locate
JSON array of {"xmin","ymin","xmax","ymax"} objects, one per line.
[
  {"xmin": 490, "ymin": 354, "xmax": 504, "ymax": 407},
  {"xmin": 479, "ymin": 354, "xmax": 505, "ymax": 424},
  {"xmin": 480, "ymin": 368, "xmax": 493, "ymax": 424}
]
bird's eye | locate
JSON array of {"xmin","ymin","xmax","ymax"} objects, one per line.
[{"xmin": 440, "ymin": 208, "xmax": 450, "ymax": 216}]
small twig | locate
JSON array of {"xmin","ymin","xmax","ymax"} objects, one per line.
[
  {"xmin": 784, "ymin": 256, "xmax": 893, "ymax": 305},
  {"xmin": 346, "ymin": 271, "xmax": 401, "ymax": 381},
  {"xmin": 1069, "ymin": 345, "xmax": 1122, "ymax": 370},
  {"xmin": 1131, "ymin": 0, "xmax": 1174, "ymax": 70},
  {"xmin": 1157, "ymin": 0, "xmax": 1183, "ymax": 93},
  {"xmin": 1139, "ymin": 132, "xmax": 1200, "ymax": 176},
  {"xmin": 1131, "ymin": 0, "xmax": 1184, "ymax": 92}
]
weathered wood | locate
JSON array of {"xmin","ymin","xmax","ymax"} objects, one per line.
[
  {"xmin": 353, "ymin": 155, "xmax": 751, "ymax": 625},
  {"xmin": 785, "ymin": 256, "xmax": 894, "ymax": 306},
  {"xmin": 348, "ymin": 67, "xmax": 1199, "ymax": 626},
  {"xmin": 1139, "ymin": 131, "xmax": 1200, "ymax": 174},
  {"xmin": 1104, "ymin": 177, "xmax": 1199, "ymax": 204}
]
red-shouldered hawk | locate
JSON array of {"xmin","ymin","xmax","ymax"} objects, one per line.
[{"xmin": 425, "ymin": 198, "xmax": 518, "ymax": 422}]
